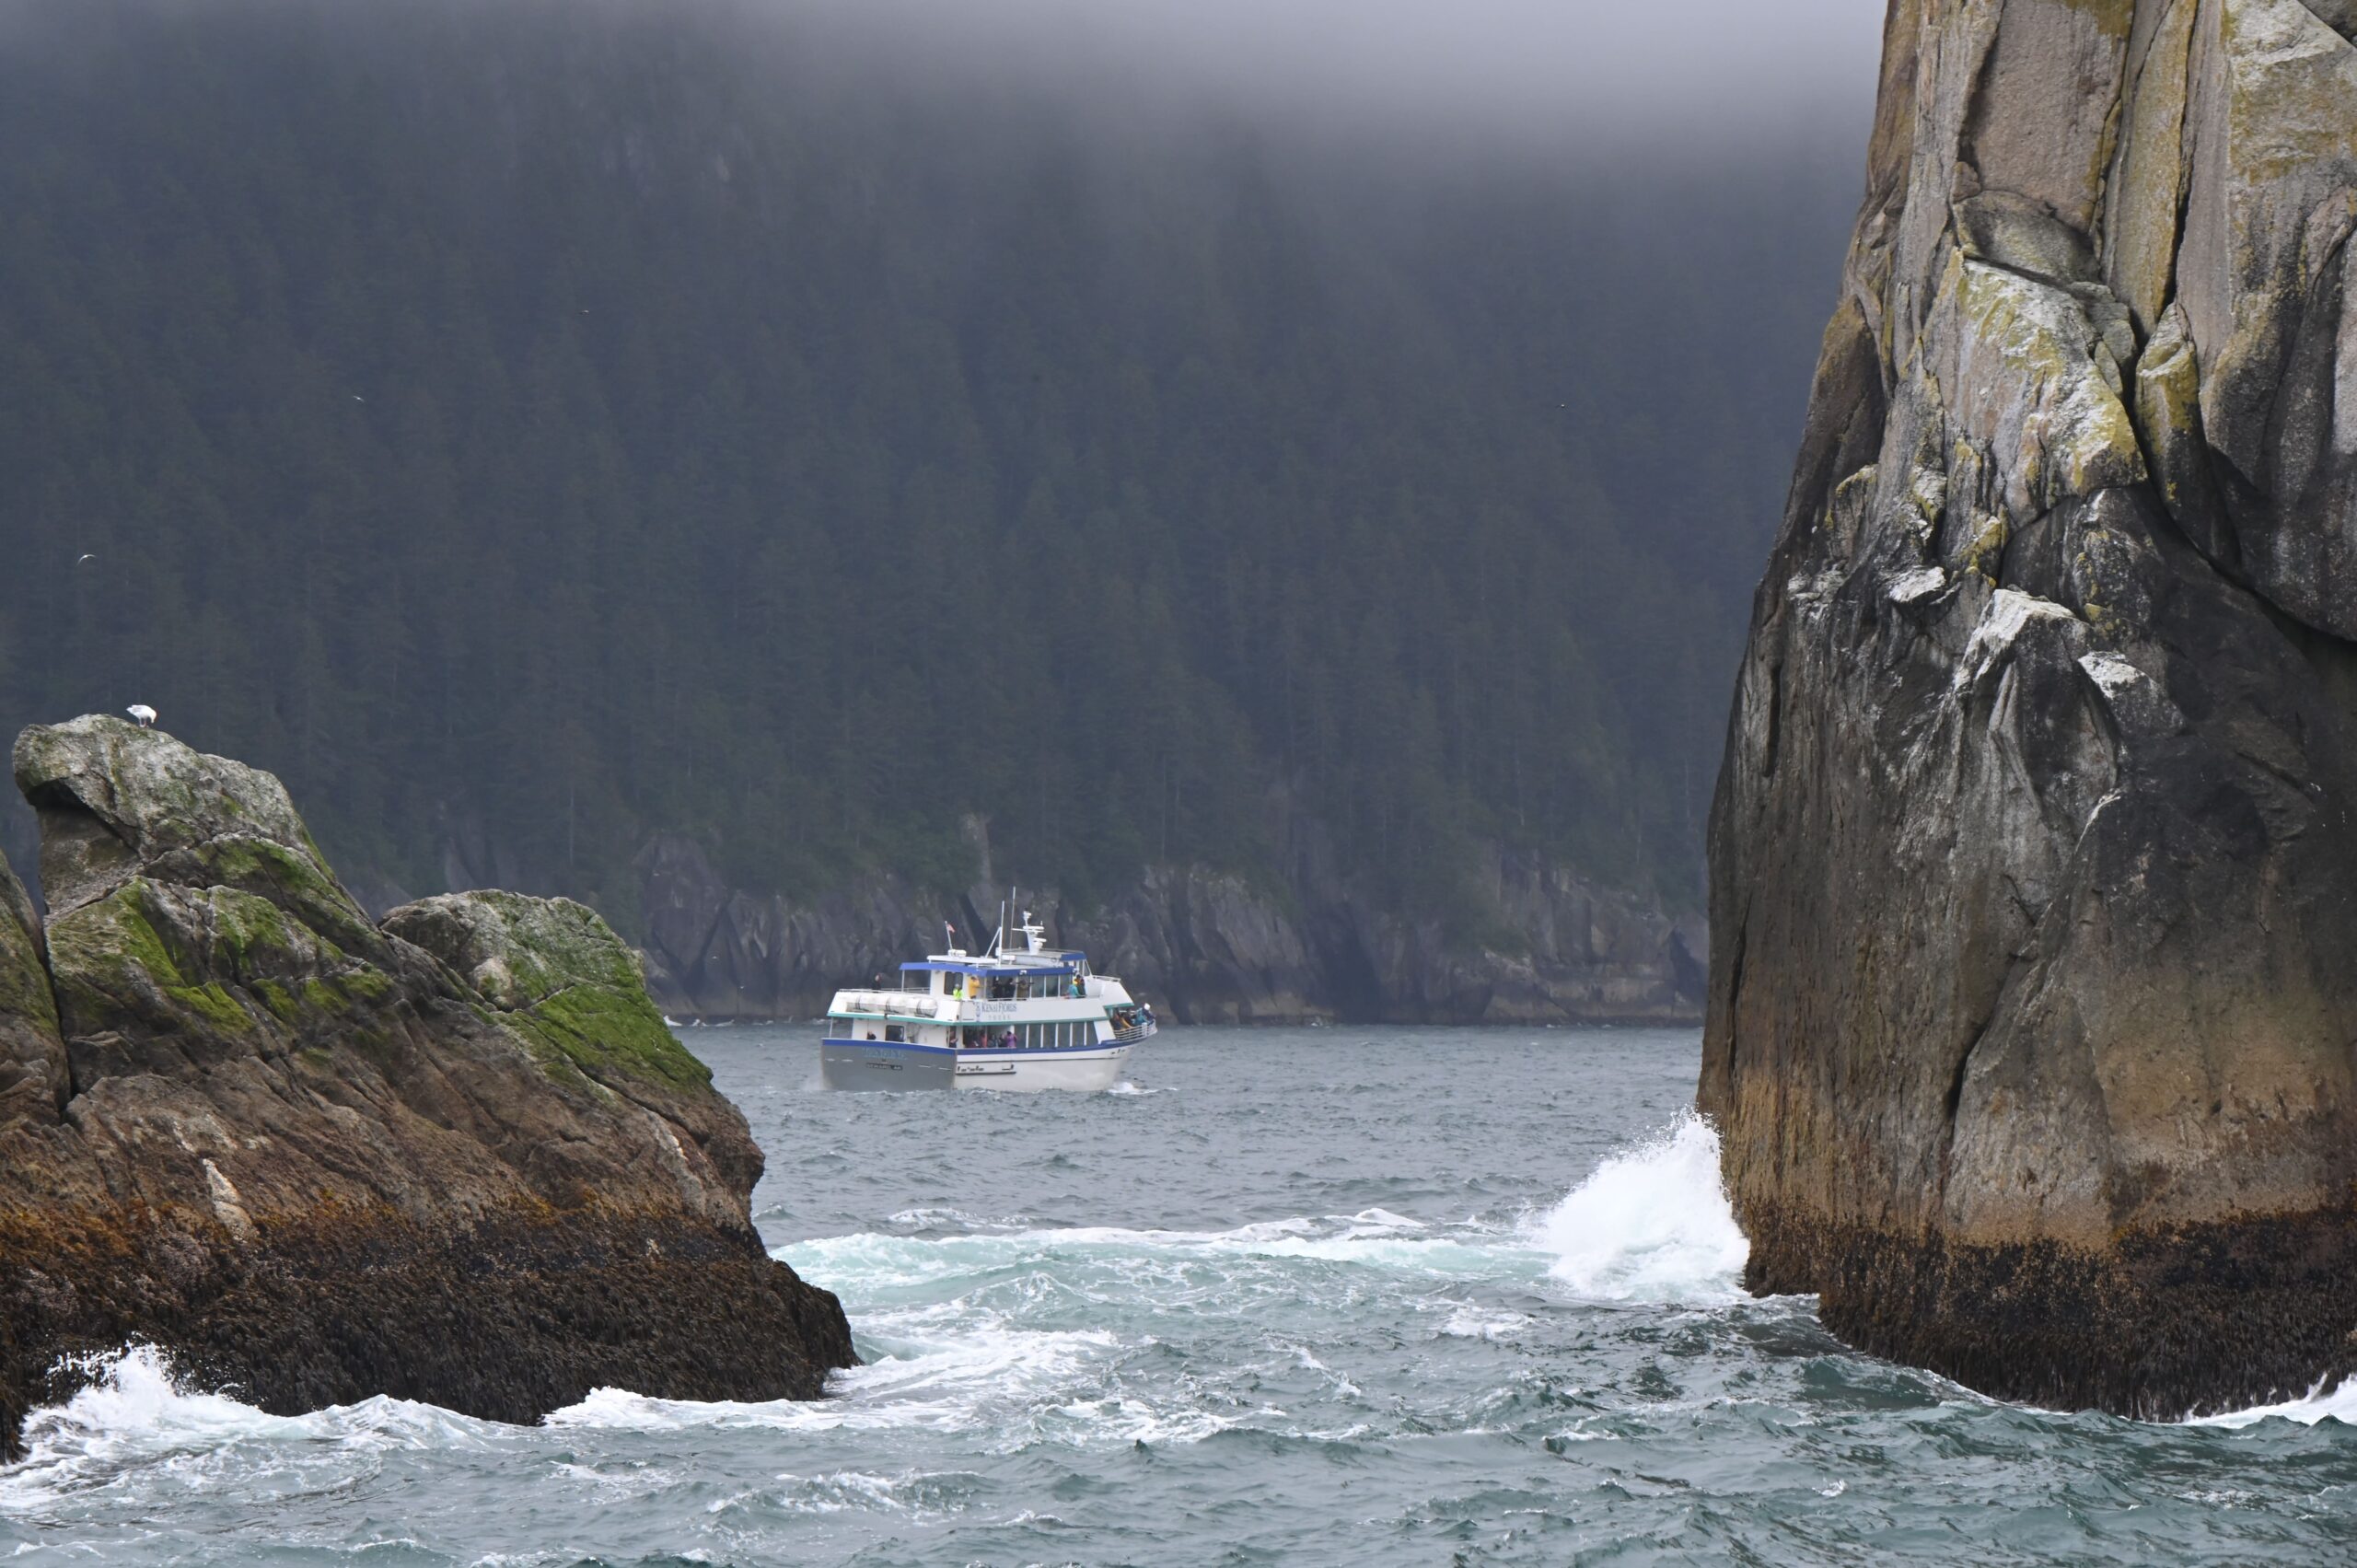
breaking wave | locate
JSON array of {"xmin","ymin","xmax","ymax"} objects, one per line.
[
  {"xmin": 8, "ymin": 1028, "xmax": 2345, "ymax": 1564},
  {"xmin": 3, "ymin": 1118, "xmax": 1753, "ymax": 1493},
  {"xmin": 0, "ymin": 1346, "xmax": 507, "ymax": 1509},
  {"xmin": 2195, "ymin": 1378, "xmax": 2357, "ymax": 1430},
  {"xmin": 1522, "ymin": 1109, "xmax": 1749, "ymax": 1304}
]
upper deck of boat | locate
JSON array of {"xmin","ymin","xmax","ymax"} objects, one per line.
[
  {"xmin": 828, "ymin": 937, "xmax": 1146, "ymax": 1024},
  {"xmin": 900, "ymin": 947, "xmax": 1090, "ymax": 981}
]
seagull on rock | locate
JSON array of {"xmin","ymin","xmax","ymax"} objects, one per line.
[{"xmin": 126, "ymin": 704, "xmax": 157, "ymax": 728}]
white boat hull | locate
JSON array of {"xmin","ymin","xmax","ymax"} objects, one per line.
[{"xmin": 820, "ymin": 1038, "xmax": 1135, "ymax": 1092}]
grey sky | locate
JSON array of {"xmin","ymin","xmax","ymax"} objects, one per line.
[{"xmin": 788, "ymin": 0, "xmax": 1890, "ymax": 145}]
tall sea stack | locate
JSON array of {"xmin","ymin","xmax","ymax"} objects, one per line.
[
  {"xmin": 1704, "ymin": 0, "xmax": 2357, "ymax": 1416},
  {"xmin": 0, "ymin": 716, "xmax": 853, "ymax": 1459}
]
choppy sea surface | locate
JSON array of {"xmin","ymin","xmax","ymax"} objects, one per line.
[{"xmin": 5, "ymin": 1025, "xmax": 2355, "ymax": 1565}]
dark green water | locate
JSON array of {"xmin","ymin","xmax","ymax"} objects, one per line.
[{"xmin": 3, "ymin": 1027, "xmax": 2351, "ymax": 1564}]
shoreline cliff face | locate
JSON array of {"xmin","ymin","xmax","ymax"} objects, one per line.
[
  {"xmin": 1705, "ymin": 0, "xmax": 2357, "ymax": 1416},
  {"xmin": 631, "ymin": 831, "xmax": 1704, "ymax": 1027},
  {"xmin": 0, "ymin": 716, "xmax": 853, "ymax": 1461}
]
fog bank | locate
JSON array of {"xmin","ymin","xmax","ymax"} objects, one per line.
[{"xmin": 772, "ymin": 0, "xmax": 1887, "ymax": 151}]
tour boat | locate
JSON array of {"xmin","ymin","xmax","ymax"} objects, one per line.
[{"xmin": 819, "ymin": 911, "xmax": 1156, "ymax": 1091}]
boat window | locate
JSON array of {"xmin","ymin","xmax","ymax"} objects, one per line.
[{"xmin": 885, "ymin": 1025, "xmax": 906, "ymax": 1043}]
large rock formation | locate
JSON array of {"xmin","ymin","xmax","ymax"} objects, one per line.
[
  {"xmin": 633, "ymin": 830, "xmax": 1702, "ymax": 1026},
  {"xmin": 0, "ymin": 716, "xmax": 852, "ymax": 1460},
  {"xmin": 1705, "ymin": 0, "xmax": 2357, "ymax": 1417}
]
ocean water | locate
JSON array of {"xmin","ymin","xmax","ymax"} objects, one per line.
[{"xmin": 4, "ymin": 1025, "xmax": 2354, "ymax": 1565}]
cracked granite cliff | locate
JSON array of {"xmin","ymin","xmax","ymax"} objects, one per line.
[{"xmin": 1703, "ymin": 0, "xmax": 2357, "ymax": 1417}]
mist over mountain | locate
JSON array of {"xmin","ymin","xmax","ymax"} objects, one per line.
[{"xmin": 0, "ymin": 0, "xmax": 1870, "ymax": 968}]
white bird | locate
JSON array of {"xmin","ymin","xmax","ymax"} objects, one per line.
[
  {"xmin": 126, "ymin": 704, "xmax": 157, "ymax": 728},
  {"xmin": 77, "ymin": 553, "xmax": 95, "ymax": 563}
]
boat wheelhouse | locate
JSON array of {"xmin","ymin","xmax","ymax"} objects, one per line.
[{"xmin": 819, "ymin": 912, "xmax": 1156, "ymax": 1091}]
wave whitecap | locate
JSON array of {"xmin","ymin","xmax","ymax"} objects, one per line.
[
  {"xmin": 0, "ymin": 1346, "xmax": 503, "ymax": 1507},
  {"xmin": 775, "ymin": 1207, "xmax": 1514, "ymax": 1299},
  {"xmin": 1522, "ymin": 1109, "xmax": 1749, "ymax": 1305},
  {"xmin": 778, "ymin": 1120, "xmax": 1752, "ymax": 1312},
  {"xmin": 2193, "ymin": 1377, "xmax": 2357, "ymax": 1429},
  {"xmin": 3, "ymin": 1121, "xmax": 1758, "ymax": 1486}
]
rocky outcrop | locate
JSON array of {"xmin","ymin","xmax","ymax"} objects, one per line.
[
  {"xmin": 0, "ymin": 716, "xmax": 852, "ymax": 1461},
  {"xmin": 634, "ymin": 830, "xmax": 1701, "ymax": 1025},
  {"xmin": 0, "ymin": 850, "xmax": 63, "ymax": 1127},
  {"xmin": 1705, "ymin": 0, "xmax": 2357, "ymax": 1417}
]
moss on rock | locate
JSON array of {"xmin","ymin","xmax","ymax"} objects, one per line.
[
  {"xmin": 1, "ymin": 717, "xmax": 852, "ymax": 1459},
  {"xmin": 383, "ymin": 890, "xmax": 707, "ymax": 1094}
]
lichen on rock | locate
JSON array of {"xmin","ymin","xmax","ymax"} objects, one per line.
[
  {"xmin": 1706, "ymin": 0, "xmax": 2357, "ymax": 1418},
  {"xmin": 386, "ymin": 888, "xmax": 717, "ymax": 1097}
]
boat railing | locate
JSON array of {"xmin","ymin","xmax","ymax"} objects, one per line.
[{"xmin": 1109, "ymin": 1019, "xmax": 1155, "ymax": 1044}]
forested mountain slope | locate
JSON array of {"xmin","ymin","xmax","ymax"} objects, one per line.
[{"xmin": 0, "ymin": 0, "xmax": 1861, "ymax": 1017}]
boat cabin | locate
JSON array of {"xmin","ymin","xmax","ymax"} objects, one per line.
[{"xmin": 823, "ymin": 913, "xmax": 1155, "ymax": 1054}]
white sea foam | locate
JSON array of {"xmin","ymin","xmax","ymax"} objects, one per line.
[
  {"xmin": 5, "ymin": 1126, "xmax": 1757, "ymax": 1494},
  {"xmin": 737, "ymin": 1469, "xmax": 962, "ymax": 1518},
  {"xmin": 781, "ymin": 1209, "xmax": 1511, "ymax": 1295},
  {"xmin": 785, "ymin": 1141, "xmax": 1750, "ymax": 1317},
  {"xmin": 1438, "ymin": 1306, "xmax": 1527, "ymax": 1342},
  {"xmin": 886, "ymin": 1205, "xmax": 1027, "ymax": 1232},
  {"xmin": 550, "ymin": 1323, "xmax": 1121, "ymax": 1442},
  {"xmin": 2193, "ymin": 1376, "xmax": 2357, "ymax": 1430},
  {"xmin": 1523, "ymin": 1110, "xmax": 1749, "ymax": 1305},
  {"xmin": 5, "ymin": 1346, "xmax": 297, "ymax": 1469},
  {"xmin": 0, "ymin": 1346, "xmax": 505, "ymax": 1509}
]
